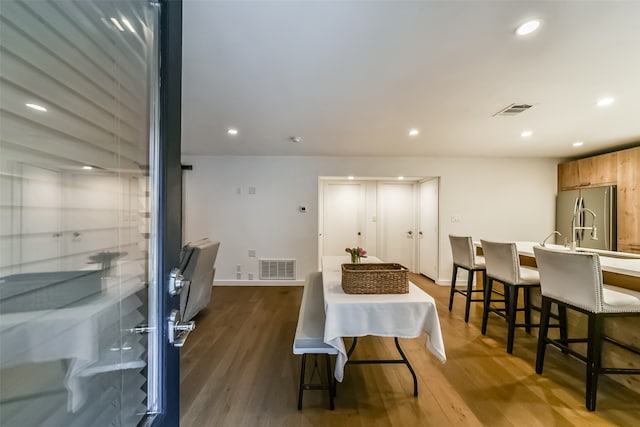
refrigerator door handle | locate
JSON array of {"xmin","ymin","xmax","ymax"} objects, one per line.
[
  {"xmin": 578, "ymin": 197, "xmax": 585, "ymax": 243},
  {"xmin": 572, "ymin": 196, "xmax": 582, "ymax": 245},
  {"xmin": 604, "ymin": 188, "xmax": 609, "ymax": 250}
]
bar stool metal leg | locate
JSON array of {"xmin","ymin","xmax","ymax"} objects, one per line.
[
  {"xmin": 535, "ymin": 297, "xmax": 552, "ymax": 374},
  {"xmin": 481, "ymin": 278, "xmax": 493, "ymax": 335},
  {"xmin": 506, "ymin": 285, "xmax": 519, "ymax": 354},
  {"xmin": 449, "ymin": 265, "xmax": 458, "ymax": 312},
  {"xmin": 559, "ymin": 305, "xmax": 568, "ymax": 353},
  {"xmin": 464, "ymin": 270, "xmax": 475, "ymax": 323},
  {"xmin": 586, "ymin": 313, "xmax": 605, "ymax": 411},
  {"xmin": 524, "ymin": 287, "xmax": 532, "ymax": 333}
]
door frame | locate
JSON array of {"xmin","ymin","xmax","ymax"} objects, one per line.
[{"xmin": 150, "ymin": 0, "xmax": 183, "ymax": 425}]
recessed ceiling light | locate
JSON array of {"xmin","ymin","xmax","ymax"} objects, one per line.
[
  {"xmin": 26, "ymin": 103, "xmax": 47, "ymax": 112},
  {"xmin": 110, "ymin": 17, "xmax": 125, "ymax": 32},
  {"xmin": 290, "ymin": 136, "xmax": 302, "ymax": 143},
  {"xmin": 82, "ymin": 165, "xmax": 94, "ymax": 170},
  {"xmin": 572, "ymin": 141, "xmax": 584, "ymax": 147},
  {"xmin": 521, "ymin": 130, "xmax": 533, "ymax": 138},
  {"xmin": 227, "ymin": 128, "xmax": 238, "ymax": 135},
  {"xmin": 408, "ymin": 129, "xmax": 419, "ymax": 137},
  {"xmin": 515, "ymin": 19, "xmax": 542, "ymax": 36},
  {"xmin": 398, "ymin": 176, "xmax": 405, "ymax": 180},
  {"xmin": 596, "ymin": 97, "xmax": 614, "ymax": 107},
  {"xmin": 347, "ymin": 176, "xmax": 354, "ymax": 180}
]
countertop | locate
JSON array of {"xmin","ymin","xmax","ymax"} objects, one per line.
[
  {"xmin": 514, "ymin": 241, "xmax": 640, "ymax": 278},
  {"xmin": 475, "ymin": 241, "xmax": 640, "ymax": 279}
]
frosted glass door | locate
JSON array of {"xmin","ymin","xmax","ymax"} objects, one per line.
[{"xmin": 0, "ymin": 1, "xmax": 160, "ymax": 425}]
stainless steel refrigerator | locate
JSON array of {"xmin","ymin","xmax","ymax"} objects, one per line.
[{"xmin": 556, "ymin": 186, "xmax": 617, "ymax": 251}]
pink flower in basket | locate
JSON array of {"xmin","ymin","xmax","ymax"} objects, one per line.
[{"xmin": 345, "ymin": 247, "xmax": 367, "ymax": 263}]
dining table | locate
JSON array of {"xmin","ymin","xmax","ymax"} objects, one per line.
[{"xmin": 321, "ymin": 256, "xmax": 447, "ymax": 395}]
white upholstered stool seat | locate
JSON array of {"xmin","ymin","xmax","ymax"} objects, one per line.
[
  {"xmin": 470, "ymin": 255, "xmax": 486, "ymax": 270},
  {"xmin": 518, "ymin": 266, "xmax": 541, "ymax": 285},
  {"xmin": 534, "ymin": 246, "xmax": 640, "ymax": 411},
  {"xmin": 601, "ymin": 285, "xmax": 640, "ymax": 312}
]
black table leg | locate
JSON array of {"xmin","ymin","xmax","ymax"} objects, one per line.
[{"xmin": 345, "ymin": 336, "xmax": 419, "ymax": 396}]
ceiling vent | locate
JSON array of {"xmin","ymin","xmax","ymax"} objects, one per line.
[{"xmin": 493, "ymin": 103, "xmax": 533, "ymax": 117}]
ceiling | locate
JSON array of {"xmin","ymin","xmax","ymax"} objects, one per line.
[{"xmin": 181, "ymin": 1, "xmax": 640, "ymax": 158}]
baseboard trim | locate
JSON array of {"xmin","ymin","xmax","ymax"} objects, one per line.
[{"xmin": 214, "ymin": 280, "xmax": 304, "ymax": 287}]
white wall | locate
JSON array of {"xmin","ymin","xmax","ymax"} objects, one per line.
[{"xmin": 182, "ymin": 155, "xmax": 558, "ymax": 285}]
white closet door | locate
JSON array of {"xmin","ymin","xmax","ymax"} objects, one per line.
[
  {"xmin": 321, "ymin": 182, "xmax": 365, "ymax": 256},
  {"xmin": 378, "ymin": 182, "xmax": 415, "ymax": 270},
  {"xmin": 18, "ymin": 164, "xmax": 62, "ymax": 272},
  {"xmin": 419, "ymin": 179, "xmax": 439, "ymax": 280}
]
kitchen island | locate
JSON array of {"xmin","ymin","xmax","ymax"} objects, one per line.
[
  {"xmin": 476, "ymin": 241, "xmax": 640, "ymax": 292},
  {"xmin": 514, "ymin": 242, "xmax": 640, "ymax": 292}
]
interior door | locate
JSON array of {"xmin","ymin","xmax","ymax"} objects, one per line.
[
  {"xmin": 18, "ymin": 164, "xmax": 62, "ymax": 272},
  {"xmin": 0, "ymin": 1, "xmax": 182, "ymax": 425},
  {"xmin": 378, "ymin": 182, "xmax": 416, "ymax": 270},
  {"xmin": 419, "ymin": 179, "xmax": 439, "ymax": 280},
  {"xmin": 321, "ymin": 181, "xmax": 365, "ymax": 256}
]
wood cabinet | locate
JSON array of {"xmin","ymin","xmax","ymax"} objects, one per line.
[
  {"xmin": 617, "ymin": 146, "xmax": 640, "ymax": 253},
  {"xmin": 558, "ymin": 146, "xmax": 639, "ymax": 253},
  {"xmin": 557, "ymin": 161, "xmax": 580, "ymax": 190},
  {"xmin": 557, "ymin": 152, "xmax": 618, "ymax": 191}
]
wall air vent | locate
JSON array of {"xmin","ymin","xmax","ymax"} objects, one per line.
[
  {"xmin": 493, "ymin": 103, "xmax": 533, "ymax": 117},
  {"xmin": 259, "ymin": 259, "xmax": 296, "ymax": 280}
]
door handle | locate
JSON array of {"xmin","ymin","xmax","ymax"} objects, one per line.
[
  {"xmin": 357, "ymin": 232, "xmax": 361, "ymax": 236},
  {"xmin": 407, "ymin": 230, "xmax": 413, "ymax": 238},
  {"xmin": 169, "ymin": 268, "xmax": 190, "ymax": 295},
  {"xmin": 419, "ymin": 231, "xmax": 423, "ymax": 236},
  {"xmin": 168, "ymin": 309, "xmax": 195, "ymax": 348}
]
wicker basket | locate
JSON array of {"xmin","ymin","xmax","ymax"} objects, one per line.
[{"xmin": 341, "ymin": 263, "xmax": 409, "ymax": 294}]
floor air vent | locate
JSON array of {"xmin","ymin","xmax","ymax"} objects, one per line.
[{"xmin": 259, "ymin": 259, "xmax": 296, "ymax": 280}]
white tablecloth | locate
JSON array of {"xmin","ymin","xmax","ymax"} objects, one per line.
[{"xmin": 321, "ymin": 256, "xmax": 447, "ymax": 381}]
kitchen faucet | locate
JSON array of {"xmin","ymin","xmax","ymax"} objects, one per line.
[
  {"xmin": 571, "ymin": 206, "xmax": 598, "ymax": 251},
  {"xmin": 540, "ymin": 231, "xmax": 562, "ymax": 247}
]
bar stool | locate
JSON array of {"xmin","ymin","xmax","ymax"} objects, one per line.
[
  {"xmin": 480, "ymin": 240, "xmax": 542, "ymax": 354},
  {"xmin": 533, "ymin": 247, "xmax": 640, "ymax": 411},
  {"xmin": 448, "ymin": 235, "xmax": 487, "ymax": 322}
]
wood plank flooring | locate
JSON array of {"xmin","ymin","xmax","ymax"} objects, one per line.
[{"xmin": 180, "ymin": 274, "xmax": 640, "ymax": 426}]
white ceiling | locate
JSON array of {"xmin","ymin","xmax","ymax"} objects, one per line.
[{"xmin": 181, "ymin": 0, "xmax": 640, "ymax": 158}]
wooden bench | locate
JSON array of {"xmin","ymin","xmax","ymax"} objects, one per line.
[{"xmin": 293, "ymin": 271, "xmax": 337, "ymax": 410}]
